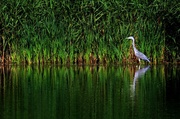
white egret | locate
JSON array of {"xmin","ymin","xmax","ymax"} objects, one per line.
[{"xmin": 126, "ymin": 36, "xmax": 150, "ymax": 63}]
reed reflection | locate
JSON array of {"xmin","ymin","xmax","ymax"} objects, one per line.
[{"xmin": 0, "ymin": 65, "xmax": 179, "ymax": 119}]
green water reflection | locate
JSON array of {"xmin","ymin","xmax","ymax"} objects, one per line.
[{"xmin": 0, "ymin": 65, "xmax": 180, "ymax": 119}]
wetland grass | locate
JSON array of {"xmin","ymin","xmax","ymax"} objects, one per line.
[{"xmin": 0, "ymin": 0, "xmax": 179, "ymax": 65}]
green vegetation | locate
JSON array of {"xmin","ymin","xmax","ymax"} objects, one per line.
[{"xmin": 0, "ymin": 0, "xmax": 179, "ymax": 65}]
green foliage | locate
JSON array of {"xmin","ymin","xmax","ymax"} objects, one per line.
[{"xmin": 0, "ymin": 0, "xmax": 179, "ymax": 64}]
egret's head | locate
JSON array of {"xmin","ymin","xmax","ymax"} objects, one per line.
[{"xmin": 126, "ymin": 36, "xmax": 134, "ymax": 41}]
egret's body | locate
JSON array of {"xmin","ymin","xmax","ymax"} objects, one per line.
[{"xmin": 127, "ymin": 36, "xmax": 150, "ymax": 63}]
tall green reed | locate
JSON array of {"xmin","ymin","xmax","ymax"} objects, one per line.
[{"xmin": 0, "ymin": 0, "xmax": 178, "ymax": 64}]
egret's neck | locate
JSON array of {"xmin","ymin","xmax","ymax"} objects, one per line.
[
  {"xmin": 132, "ymin": 39, "xmax": 137, "ymax": 51},
  {"xmin": 132, "ymin": 39, "xmax": 136, "ymax": 48}
]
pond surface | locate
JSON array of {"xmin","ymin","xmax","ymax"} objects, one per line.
[{"xmin": 0, "ymin": 65, "xmax": 180, "ymax": 119}]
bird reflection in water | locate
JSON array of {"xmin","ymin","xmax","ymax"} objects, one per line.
[{"xmin": 131, "ymin": 65, "xmax": 150, "ymax": 98}]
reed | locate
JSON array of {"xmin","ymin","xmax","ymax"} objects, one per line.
[{"xmin": 0, "ymin": 0, "xmax": 179, "ymax": 65}]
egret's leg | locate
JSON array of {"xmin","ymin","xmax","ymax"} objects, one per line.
[{"xmin": 138, "ymin": 59, "xmax": 141, "ymax": 63}]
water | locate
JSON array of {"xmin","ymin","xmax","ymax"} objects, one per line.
[{"xmin": 0, "ymin": 65, "xmax": 180, "ymax": 119}]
